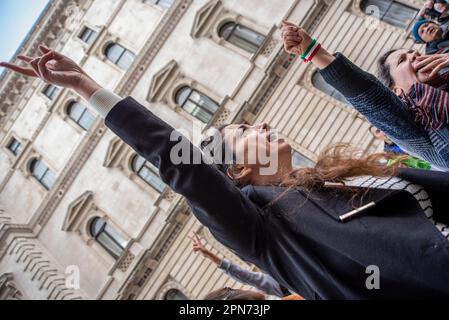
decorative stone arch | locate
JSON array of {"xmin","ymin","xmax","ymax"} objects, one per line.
[
  {"xmin": 156, "ymin": 279, "xmax": 191, "ymax": 300},
  {"xmin": 146, "ymin": 60, "xmax": 226, "ymax": 126},
  {"xmin": 89, "ymin": 31, "xmax": 138, "ymax": 72},
  {"xmin": 61, "ymin": 190, "xmax": 96, "ymax": 233},
  {"xmin": 190, "ymin": 0, "xmax": 273, "ymax": 60}
]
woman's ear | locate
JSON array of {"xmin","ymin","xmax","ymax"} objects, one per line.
[
  {"xmin": 392, "ymin": 86, "xmax": 405, "ymax": 97},
  {"xmin": 226, "ymin": 165, "xmax": 252, "ymax": 183}
]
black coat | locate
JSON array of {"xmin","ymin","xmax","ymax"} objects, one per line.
[{"xmin": 105, "ymin": 97, "xmax": 449, "ymax": 300}]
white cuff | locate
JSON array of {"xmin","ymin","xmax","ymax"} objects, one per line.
[{"xmin": 88, "ymin": 88, "xmax": 122, "ymax": 119}]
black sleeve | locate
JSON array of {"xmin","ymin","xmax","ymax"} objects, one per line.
[{"xmin": 104, "ymin": 97, "xmax": 266, "ymax": 258}]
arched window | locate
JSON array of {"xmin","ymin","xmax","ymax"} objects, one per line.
[
  {"xmin": 218, "ymin": 22, "xmax": 265, "ymax": 54},
  {"xmin": 132, "ymin": 155, "xmax": 165, "ymax": 192},
  {"xmin": 145, "ymin": 0, "xmax": 174, "ymax": 9},
  {"xmin": 175, "ymin": 87, "xmax": 219, "ymax": 123},
  {"xmin": 104, "ymin": 43, "xmax": 136, "ymax": 70},
  {"xmin": 292, "ymin": 150, "xmax": 315, "ymax": 169},
  {"xmin": 360, "ymin": 0, "xmax": 418, "ymax": 29},
  {"xmin": 312, "ymin": 72, "xmax": 349, "ymax": 105},
  {"xmin": 164, "ymin": 289, "xmax": 188, "ymax": 300},
  {"xmin": 67, "ymin": 102, "xmax": 96, "ymax": 130},
  {"xmin": 30, "ymin": 159, "xmax": 56, "ymax": 190},
  {"xmin": 90, "ymin": 217, "xmax": 127, "ymax": 259}
]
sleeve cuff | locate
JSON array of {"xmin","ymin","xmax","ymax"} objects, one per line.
[
  {"xmin": 218, "ymin": 259, "xmax": 231, "ymax": 271},
  {"xmin": 88, "ymin": 88, "xmax": 122, "ymax": 119}
]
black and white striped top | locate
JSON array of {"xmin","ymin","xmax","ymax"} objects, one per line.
[{"xmin": 346, "ymin": 176, "xmax": 449, "ymax": 240}]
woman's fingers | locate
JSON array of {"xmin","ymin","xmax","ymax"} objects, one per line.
[
  {"xmin": 428, "ymin": 60, "xmax": 449, "ymax": 79},
  {"xmin": 17, "ymin": 55, "xmax": 34, "ymax": 63},
  {"xmin": 0, "ymin": 62, "xmax": 38, "ymax": 77},
  {"xmin": 418, "ymin": 58, "xmax": 443, "ymax": 73},
  {"xmin": 415, "ymin": 57, "xmax": 441, "ymax": 71},
  {"xmin": 37, "ymin": 51, "xmax": 56, "ymax": 81},
  {"xmin": 284, "ymin": 35, "xmax": 302, "ymax": 42},
  {"xmin": 39, "ymin": 44, "xmax": 51, "ymax": 54},
  {"xmin": 282, "ymin": 20, "xmax": 298, "ymax": 28}
]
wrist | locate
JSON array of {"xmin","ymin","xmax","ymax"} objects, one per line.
[{"xmin": 74, "ymin": 74, "xmax": 102, "ymax": 101}]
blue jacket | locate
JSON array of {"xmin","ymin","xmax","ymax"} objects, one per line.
[
  {"xmin": 104, "ymin": 96, "xmax": 449, "ymax": 299},
  {"xmin": 320, "ymin": 53, "xmax": 449, "ymax": 170}
]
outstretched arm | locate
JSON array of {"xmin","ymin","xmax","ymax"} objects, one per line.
[
  {"xmin": 2, "ymin": 47, "xmax": 266, "ymax": 260},
  {"xmin": 190, "ymin": 232, "xmax": 284, "ymax": 297},
  {"xmin": 281, "ymin": 21, "xmax": 430, "ymax": 151}
]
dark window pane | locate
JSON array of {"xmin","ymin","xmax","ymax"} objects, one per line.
[
  {"xmin": 105, "ymin": 224, "xmax": 128, "ymax": 249},
  {"xmin": 219, "ymin": 22, "xmax": 265, "ymax": 53},
  {"xmin": 90, "ymin": 217, "xmax": 105, "ymax": 237},
  {"xmin": 31, "ymin": 160, "xmax": 47, "ymax": 180},
  {"xmin": 361, "ymin": 0, "xmax": 417, "ymax": 29},
  {"xmin": 68, "ymin": 102, "xmax": 85, "ymax": 122},
  {"xmin": 117, "ymin": 50, "xmax": 136, "ymax": 70},
  {"xmin": 219, "ymin": 22, "xmax": 235, "ymax": 39},
  {"xmin": 132, "ymin": 155, "xmax": 146, "ymax": 172},
  {"xmin": 97, "ymin": 233, "xmax": 124, "ymax": 259},
  {"xmin": 132, "ymin": 155, "xmax": 165, "ymax": 192},
  {"xmin": 90, "ymin": 217, "xmax": 126, "ymax": 260},
  {"xmin": 7, "ymin": 139, "xmax": 22, "ymax": 155},
  {"xmin": 79, "ymin": 27, "xmax": 97, "ymax": 45},
  {"xmin": 78, "ymin": 110, "xmax": 96, "ymax": 130},
  {"xmin": 43, "ymin": 85, "xmax": 59, "ymax": 100},
  {"xmin": 154, "ymin": 0, "xmax": 174, "ymax": 9},
  {"xmin": 41, "ymin": 170, "xmax": 56, "ymax": 189},
  {"xmin": 176, "ymin": 87, "xmax": 219, "ymax": 123},
  {"xmin": 175, "ymin": 87, "xmax": 192, "ymax": 106},
  {"xmin": 105, "ymin": 44, "xmax": 125, "ymax": 64},
  {"xmin": 165, "ymin": 289, "xmax": 188, "ymax": 300}
]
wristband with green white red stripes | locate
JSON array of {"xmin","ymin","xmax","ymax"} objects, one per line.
[
  {"xmin": 300, "ymin": 39, "xmax": 317, "ymax": 60},
  {"xmin": 304, "ymin": 43, "xmax": 321, "ymax": 62}
]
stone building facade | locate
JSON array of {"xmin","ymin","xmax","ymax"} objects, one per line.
[{"xmin": 0, "ymin": 0, "xmax": 424, "ymax": 299}]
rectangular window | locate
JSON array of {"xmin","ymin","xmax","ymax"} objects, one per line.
[
  {"xmin": 79, "ymin": 27, "xmax": 98, "ymax": 45},
  {"xmin": 43, "ymin": 85, "xmax": 59, "ymax": 100},
  {"xmin": 7, "ymin": 138, "xmax": 22, "ymax": 156}
]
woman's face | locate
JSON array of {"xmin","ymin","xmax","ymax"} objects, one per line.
[
  {"xmin": 221, "ymin": 123, "xmax": 293, "ymax": 180},
  {"xmin": 385, "ymin": 49, "xmax": 428, "ymax": 93}
]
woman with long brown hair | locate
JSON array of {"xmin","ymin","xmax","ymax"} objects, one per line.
[{"xmin": 2, "ymin": 42, "xmax": 449, "ymax": 299}]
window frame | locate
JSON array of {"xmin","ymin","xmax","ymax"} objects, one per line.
[
  {"xmin": 29, "ymin": 158, "xmax": 56, "ymax": 190},
  {"xmin": 218, "ymin": 21, "xmax": 266, "ymax": 54},
  {"xmin": 104, "ymin": 43, "xmax": 136, "ymax": 70},
  {"xmin": 131, "ymin": 154, "xmax": 166, "ymax": 193},
  {"xmin": 42, "ymin": 84, "xmax": 59, "ymax": 101},
  {"xmin": 359, "ymin": 0, "xmax": 419, "ymax": 30},
  {"xmin": 78, "ymin": 26, "xmax": 98, "ymax": 45},
  {"xmin": 6, "ymin": 137, "xmax": 22, "ymax": 156},
  {"xmin": 89, "ymin": 217, "xmax": 127, "ymax": 260},
  {"xmin": 67, "ymin": 101, "xmax": 97, "ymax": 131},
  {"xmin": 175, "ymin": 86, "xmax": 220, "ymax": 124}
]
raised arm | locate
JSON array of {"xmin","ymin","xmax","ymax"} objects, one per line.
[
  {"xmin": 281, "ymin": 21, "xmax": 430, "ymax": 149},
  {"xmin": 191, "ymin": 232, "xmax": 284, "ymax": 297},
  {"xmin": 2, "ymin": 47, "xmax": 266, "ymax": 259}
]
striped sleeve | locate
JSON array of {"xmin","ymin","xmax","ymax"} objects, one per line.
[{"xmin": 409, "ymin": 83, "xmax": 449, "ymax": 130}]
